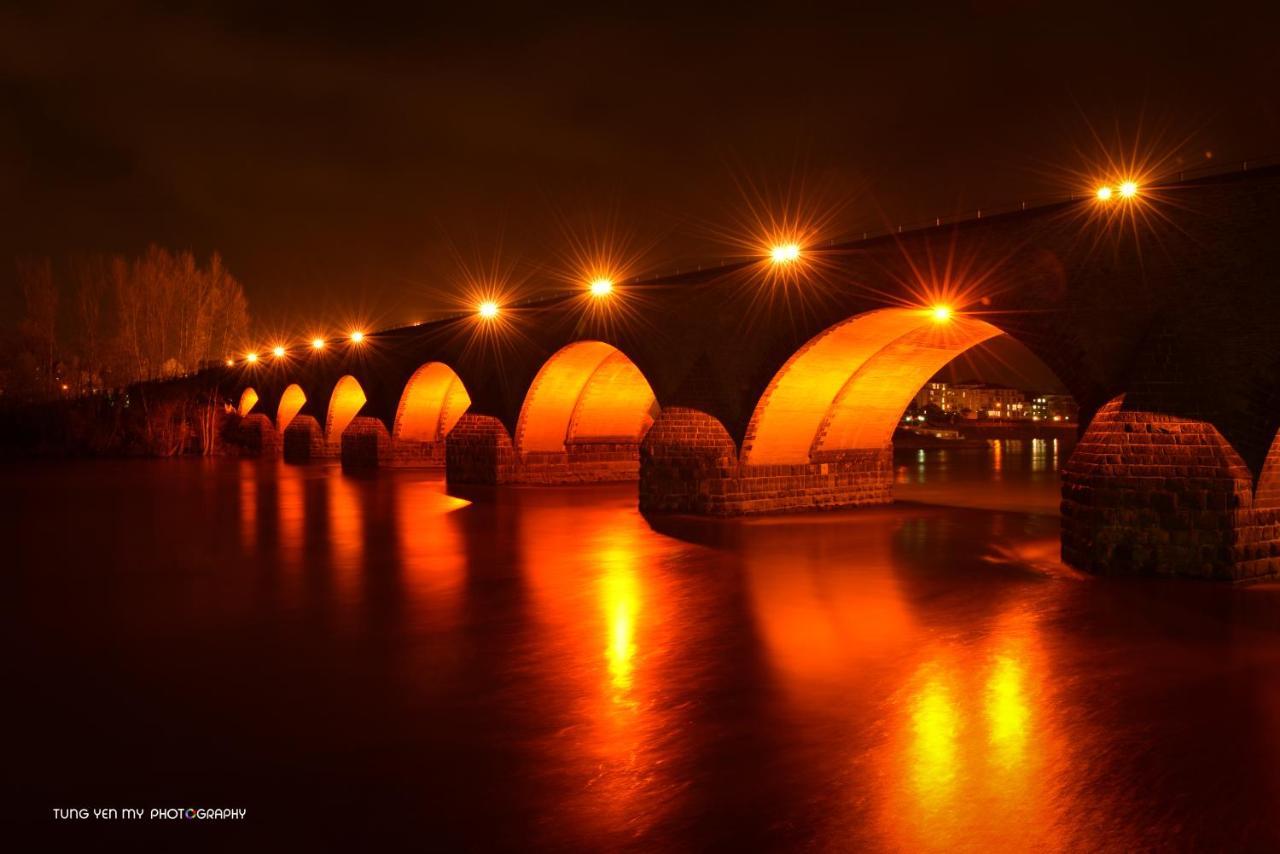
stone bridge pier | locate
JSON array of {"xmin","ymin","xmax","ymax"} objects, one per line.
[{"xmin": 1059, "ymin": 397, "xmax": 1280, "ymax": 580}]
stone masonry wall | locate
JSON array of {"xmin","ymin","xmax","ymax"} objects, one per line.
[
  {"xmin": 282, "ymin": 415, "xmax": 326, "ymax": 463},
  {"xmin": 516, "ymin": 440, "xmax": 640, "ymax": 484},
  {"xmin": 237, "ymin": 413, "xmax": 280, "ymax": 456},
  {"xmin": 445, "ymin": 414, "xmax": 516, "ymax": 485},
  {"xmin": 388, "ymin": 438, "xmax": 446, "ymax": 468},
  {"xmin": 447, "ymin": 419, "xmax": 640, "ymax": 485},
  {"xmin": 340, "ymin": 416, "xmax": 392, "ymax": 471},
  {"xmin": 1253, "ymin": 434, "xmax": 1280, "ymax": 510},
  {"xmin": 639, "ymin": 407, "xmax": 893, "ymax": 515},
  {"xmin": 1061, "ymin": 396, "xmax": 1280, "ymax": 580}
]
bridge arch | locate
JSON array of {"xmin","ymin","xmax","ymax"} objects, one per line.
[
  {"xmin": 511, "ymin": 340, "xmax": 658, "ymax": 482},
  {"xmin": 276, "ymin": 384, "xmax": 306, "ymax": 432},
  {"xmin": 237, "ymin": 387, "xmax": 259, "ymax": 417},
  {"xmin": 233, "ymin": 386, "xmax": 280, "ymax": 455},
  {"xmin": 642, "ymin": 306, "xmax": 1043, "ymax": 515},
  {"xmin": 325, "ymin": 375, "xmax": 368, "ymax": 453},
  {"xmin": 394, "ymin": 362, "xmax": 471, "ymax": 444},
  {"xmin": 516, "ymin": 341, "xmax": 658, "ymax": 455},
  {"xmin": 743, "ymin": 307, "xmax": 1003, "ymax": 465}
]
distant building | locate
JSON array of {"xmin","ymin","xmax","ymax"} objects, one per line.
[
  {"xmin": 910, "ymin": 381, "xmax": 1074, "ymax": 422},
  {"xmin": 951, "ymin": 382, "xmax": 1025, "ymax": 419},
  {"xmin": 913, "ymin": 381, "xmax": 1027, "ymax": 419},
  {"xmin": 1042, "ymin": 393, "xmax": 1078, "ymax": 422},
  {"xmin": 913, "ymin": 381, "xmax": 951, "ymax": 412}
]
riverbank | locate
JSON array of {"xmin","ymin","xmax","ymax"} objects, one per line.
[
  {"xmin": 0, "ymin": 374, "xmax": 240, "ymax": 459},
  {"xmin": 894, "ymin": 422, "xmax": 1077, "ymax": 449}
]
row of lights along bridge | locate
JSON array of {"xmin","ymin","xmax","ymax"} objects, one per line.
[{"xmin": 227, "ymin": 179, "xmax": 1140, "ymax": 368}]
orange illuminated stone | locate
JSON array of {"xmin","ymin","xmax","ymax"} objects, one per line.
[{"xmin": 277, "ymin": 384, "xmax": 306, "ymax": 432}]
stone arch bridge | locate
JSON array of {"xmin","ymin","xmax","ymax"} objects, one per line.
[{"xmin": 220, "ymin": 167, "xmax": 1280, "ymax": 580}]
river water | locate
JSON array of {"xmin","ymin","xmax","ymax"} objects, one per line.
[{"xmin": 6, "ymin": 439, "xmax": 1280, "ymax": 849}]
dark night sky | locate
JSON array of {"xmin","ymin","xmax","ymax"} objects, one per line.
[{"xmin": 3, "ymin": 1, "xmax": 1279, "ymax": 342}]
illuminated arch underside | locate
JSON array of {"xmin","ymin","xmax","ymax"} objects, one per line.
[
  {"xmin": 744, "ymin": 308, "xmax": 1002, "ymax": 465},
  {"xmin": 326, "ymin": 375, "xmax": 368, "ymax": 448},
  {"xmin": 517, "ymin": 341, "xmax": 657, "ymax": 454},
  {"xmin": 394, "ymin": 362, "xmax": 471, "ymax": 442},
  {"xmin": 238, "ymin": 387, "xmax": 259, "ymax": 417},
  {"xmin": 276, "ymin": 384, "xmax": 306, "ymax": 432}
]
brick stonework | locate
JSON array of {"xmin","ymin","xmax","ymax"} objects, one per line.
[
  {"xmin": 236, "ymin": 414, "xmax": 280, "ymax": 456},
  {"xmin": 1062, "ymin": 396, "xmax": 1280, "ymax": 580},
  {"xmin": 516, "ymin": 440, "xmax": 640, "ymax": 484},
  {"xmin": 388, "ymin": 439, "xmax": 447, "ymax": 468},
  {"xmin": 340, "ymin": 416, "xmax": 392, "ymax": 471},
  {"xmin": 447, "ymin": 418, "xmax": 641, "ymax": 485},
  {"xmin": 282, "ymin": 415, "xmax": 326, "ymax": 463},
  {"xmin": 639, "ymin": 407, "xmax": 893, "ymax": 515},
  {"xmin": 445, "ymin": 414, "xmax": 516, "ymax": 484},
  {"xmin": 1253, "ymin": 433, "xmax": 1280, "ymax": 511}
]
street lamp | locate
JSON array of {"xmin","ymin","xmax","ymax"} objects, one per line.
[{"xmin": 770, "ymin": 243, "xmax": 801, "ymax": 264}]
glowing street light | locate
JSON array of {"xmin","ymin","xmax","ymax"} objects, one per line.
[
  {"xmin": 272, "ymin": 345, "xmax": 286, "ymax": 357},
  {"xmin": 589, "ymin": 278, "xmax": 614, "ymax": 297},
  {"xmin": 478, "ymin": 300, "xmax": 500, "ymax": 319},
  {"xmin": 1095, "ymin": 186, "xmax": 1113, "ymax": 201},
  {"xmin": 311, "ymin": 337, "xmax": 325, "ymax": 350},
  {"xmin": 349, "ymin": 330, "xmax": 365, "ymax": 343},
  {"xmin": 1119, "ymin": 180, "xmax": 1138, "ymax": 199},
  {"xmin": 225, "ymin": 358, "xmax": 234, "ymax": 367},
  {"xmin": 770, "ymin": 243, "xmax": 801, "ymax": 264},
  {"xmin": 931, "ymin": 305, "xmax": 953, "ymax": 323},
  {"xmin": 245, "ymin": 352, "xmax": 259, "ymax": 363}
]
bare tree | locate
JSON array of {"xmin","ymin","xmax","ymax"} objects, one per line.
[
  {"xmin": 68, "ymin": 255, "xmax": 113, "ymax": 392},
  {"xmin": 17, "ymin": 257, "xmax": 58, "ymax": 398},
  {"xmin": 5, "ymin": 247, "xmax": 249, "ymax": 415},
  {"xmin": 112, "ymin": 246, "xmax": 250, "ymax": 382}
]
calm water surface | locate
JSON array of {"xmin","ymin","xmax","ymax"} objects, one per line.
[{"xmin": 6, "ymin": 439, "xmax": 1280, "ymax": 850}]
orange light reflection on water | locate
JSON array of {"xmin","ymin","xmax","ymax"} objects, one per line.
[
  {"xmin": 600, "ymin": 547, "xmax": 639, "ymax": 702},
  {"xmin": 238, "ymin": 462, "xmax": 257, "ymax": 552},
  {"xmin": 881, "ymin": 603, "xmax": 1062, "ymax": 852},
  {"xmin": 734, "ymin": 508, "xmax": 1076, "ymax": 850},
  {"xmin": 744, "ymin": 518, "xmax": 915, "ymax": 692},
  {"xmin": 909, "ymin": 666, "xmax": 961, "ymax": 808},
  {"xmin": 518, "ymin": 496, "xmax": 682, "ymax": 847},
  {"xmin": 328, "ymin": 471, "xmax": 364, "ymax": 610},
  {"xmin": 277, "ymin": 462, "xmax": 305, "ymax": 576},
  {"xmin": 395, "ymin": 481, "xmax": 469, "ymax": 631}
]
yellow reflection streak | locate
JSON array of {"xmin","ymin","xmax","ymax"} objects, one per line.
[
  {"xmin": 910, "ymin": 673, "xmax": 960, "ymax": 807},
  {"xmin": 517, "ymin": 503, "xmax": 680, "ymax": 842},
  {"xmin": 1031, "ymin": 437, "xmax": 1047, "ymax": 472},
  {"xmin": 599, "ymin": 547, "xmax": 639, "ymax": 704},
  {"xmin": 986, "ymin": 654, "xmax": 1029, "ymax": 768},
  {"xmin": 884, "ymin": 602, "xmax": 1061, "ymax": 852}
]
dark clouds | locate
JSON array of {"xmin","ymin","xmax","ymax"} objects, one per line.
[{"xmin": 2, "ymin": 1, "xmax": 1278, "ymax": 332}]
